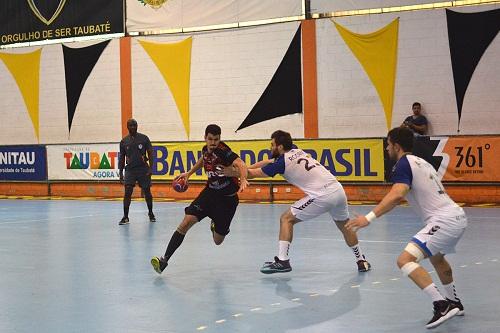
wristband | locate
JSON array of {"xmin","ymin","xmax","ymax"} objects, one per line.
[{"xmin": 365, "ymin": 211, "xmax": 377, "ymax": 223}]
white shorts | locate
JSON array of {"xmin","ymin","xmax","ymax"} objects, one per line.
[
  {"xmin": 411, "ymin": 214, "xmax": 467, "ymax": 257},
  {"xmin": 290, "ymin": 189, "xmax": 349, "ymax": 222}
]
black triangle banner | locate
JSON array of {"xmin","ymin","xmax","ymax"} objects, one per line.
[
  {"xmin": 446, "ymin": 8, "xmax": 500, "ymax": 132},
  {"xmin": 63, "ymin": 40, "xmax": 110, "ymax": 134},
  {"xmin": 237, "ymin": 25, "xmax": 302, "ymax": 131}
]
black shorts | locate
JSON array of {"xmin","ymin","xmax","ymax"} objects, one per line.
[
  {"xmin": 124, "ymin": 167, "xmax": 151, "ymax": 188},
  {"xmin": 185, "ymin": 187, "xmax": 239, "ymax": 236}
]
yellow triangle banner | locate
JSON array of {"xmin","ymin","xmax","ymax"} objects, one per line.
[
  {"xmin": 0, "ymin": 49, "xmax": 42, "ymax": 140},
  {"xmin": 139, "ymin": 38, "xmax": 192, "ymax": 137},
  {"xmin": 334, "ymin": 19, "xmax": 399, "ymax": 130}
]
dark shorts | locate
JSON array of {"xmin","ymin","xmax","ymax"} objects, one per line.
[
  {"xmin": 124, "ymin": 167, "xmax": 151, "ymax": 188},
  {"xmin": 185, "ymin": 187, "xmax": 239, "ymax": 236}
]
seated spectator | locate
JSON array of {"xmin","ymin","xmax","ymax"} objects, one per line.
[{"xmin": 402, "ymin": 102, "xmax": 428, "ymax": 135}]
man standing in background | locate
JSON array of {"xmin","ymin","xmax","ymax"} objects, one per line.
[
  {"xmin": 118, "ymin": 118, "xmax": 156, "ymax": 225},
  {"xmin": 402, "ymin": 102, "xmax": 428, "ymax": 135}
]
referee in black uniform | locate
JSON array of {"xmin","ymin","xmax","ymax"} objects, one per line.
[{"xmin": 118, "ymin": 118, "xmax": 156, "ymax": 225}]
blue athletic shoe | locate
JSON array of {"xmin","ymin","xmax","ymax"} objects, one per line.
[{"xmin": 260, "ymin": 256, "xmax": 292, "ymax": 274}]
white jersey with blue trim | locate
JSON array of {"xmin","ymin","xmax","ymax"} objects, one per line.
[
  {"xmin": 262, "ymin": 148, "xmax": 342, "ymax": 197},
  {"xmin": 390, "ymin": 154, "xmax": 465, "ymax": 224}
]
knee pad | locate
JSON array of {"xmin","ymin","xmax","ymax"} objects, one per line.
[
  {"xmin": 404, "ymin": 243, "xmax": 425, "ymax": 262},
  {"xmin": 400, "ymin": 262, "xmax": 420, "ymax": 276}
]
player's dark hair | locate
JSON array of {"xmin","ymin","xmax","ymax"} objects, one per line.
[
  {"xmin": 387, "ymin": 127, "xmax": 413, "ymax": 152},
  {"xmin": 412, "ymin": 102, "xmax": 421, "ymax": 108},
  {"xmin": 205, "ymin": 124, "xmax": 221, "ymax": 137},
  {"xmin": 271, "ymin": 130, "xmax": 293, "ymax": 151}
]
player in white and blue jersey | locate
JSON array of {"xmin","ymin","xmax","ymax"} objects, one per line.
[
  {"xmin": 225, "ymin": 130, "xmax": 371, "ymax": 274},
  {"xmin": 346, "ymin": 127, "xmax": 466, "ymax": 329}
]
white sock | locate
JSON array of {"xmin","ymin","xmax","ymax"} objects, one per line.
[
  {"xmin": 278, "ymin": 241, "xmax": 290, "ymax": 261},
  {"xmin": 350, "ymin": 244, "xmax": 364, "ymax": 261},
  {"xmin": 442, "ymin": 282, "xmax": 458, "ymax": 301},
  {"xmin": 423, "ymin": 283, "xmax": 445, "ymax": 302}
]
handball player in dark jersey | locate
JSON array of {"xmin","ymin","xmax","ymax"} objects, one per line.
[{"xmin": 151, "ymin": 124, "xmax": 248, "ymax": 274}]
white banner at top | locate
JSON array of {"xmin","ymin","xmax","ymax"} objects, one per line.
[
  {"xmin": 126, "ymin": 0, "xmax": 304, "ymax": 33},
  {"xmin": 310, "ymin": 0, "xmax": 440, "ymax": 14}
]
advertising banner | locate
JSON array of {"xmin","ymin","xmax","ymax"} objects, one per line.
[
  {"xmin": 127, "ymin": 0, "xmax": 303, "ymax": 33},
  {"xmin": 151, "ymin": 139, "xmax": 385, "ymax": 182},
  {"xmin": 47, "ymin": 144, "xmax": 120, "ymax": 180},
  {"xmin": 310, "ymin": 1, "xmax": 436, "ymax": 14},
  {"xmin": 0, "ymin": 146, "xmax": 47, "ymax": 181},
  {"xmin": 405, "ymin": 136, "xmax": 500, "ymax": 182},
  {"xmin": 441, "ymin": 136, "xmax": 500, "ymax": 182},
  {"xmin": 0, "ymin": 0, "xmax": 124, "ymax": 46}
]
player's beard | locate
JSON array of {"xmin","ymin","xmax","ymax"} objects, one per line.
[
  {"xmin": 271, "ymin": 148, "xmax": 280, "ymax": 159},
  {"xmin": 388, "ymin": 149, "xmax": 397, "ymax": 161}
]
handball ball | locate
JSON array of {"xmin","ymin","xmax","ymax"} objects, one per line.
[{"xmin": 172, "ymin": 177, "xmax": 188, "ymax": 192}]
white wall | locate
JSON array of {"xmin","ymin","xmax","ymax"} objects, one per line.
[
  {"xmin": 0, "ymin": 39, "xmax": 121, "ymax": 144},
  {"xmin": 316, "ymin": 4, "xmax": 500, "ymax": 137},
  {"xmin": 312, "ymin": 0, "xmax": 445, "ymax": 13},
  {"xmin": 0, "ymin": 4, "xmax": 498, "ymax": 145},
  {"xmin": 132, "ymin": 21, "xmax": 304, "ymax": 142}
]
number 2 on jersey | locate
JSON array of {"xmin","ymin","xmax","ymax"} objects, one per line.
[{"xmin": 297, "ymin": 158, "xmax": 319, "ymax": 171}]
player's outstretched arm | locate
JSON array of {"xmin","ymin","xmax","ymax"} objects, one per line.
[
  {"xmin": 223, "ymin": 158, "xmax": 273, "ymax": 177},
  {"xmin": 249, "ymin": 159, "xmax": 273, "ymax": 169},
  {"xmin": 175, "ymin": 158, "xmax": 203, "ymax": 182},
  {"xmin": 346, "ymin": 183, "xmax": 409, "ymax": 231},
  {"xmin": 372, "ymin": 183, "xmax": 409, "ymax": 217},
  {"xmin": 247, "ymin": 168, "xmax": 267, "ymax": 180},
  {"xmin": 233, "ymin": 158, "xmax": 249, "ymax": 192}
]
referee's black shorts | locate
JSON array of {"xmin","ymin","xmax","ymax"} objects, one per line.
[
  {"xmin": 185, "ymin": 187, "xmax": 239, "ymax": 236},
  {"xmin": 124, "ymin": 167, "xmax": 151, "ymax": 188}
]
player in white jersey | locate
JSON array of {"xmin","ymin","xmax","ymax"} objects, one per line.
[
  {"xmin": 346, "ymin": 127, "xmax": 466, "ymax": 329},
  {"xmin": 225, "ymin": 130, "xmax": 371, "ymax": 274}
]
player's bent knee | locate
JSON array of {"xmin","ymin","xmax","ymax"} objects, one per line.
[
  {"xmin": 178, "ymin": 219, "xmax": 197, "ymax": 234},
  {"xmin": 429, "ymin": 253, "xmax": 446, "ymax": 265},
  {"xmin": 400, "ymin": 262, "xmax": 420, "ymax": 276},
  {"xmin": 335, "ymin": 220, "xmax": 351, "ymax": 232},
  {"xmin": 280, "ymin": 216, "xmax": 293, "ymax": 225},
  {"xmin": 404, "ymin": 243, "xmax": 425, "ymax": 262}
]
